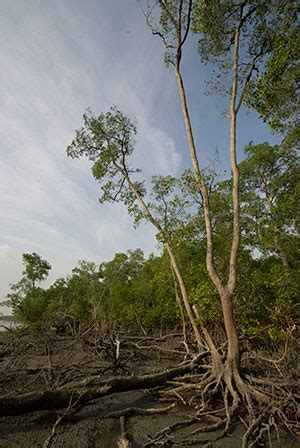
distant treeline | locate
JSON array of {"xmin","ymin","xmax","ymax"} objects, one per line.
[{"xmin": 6, "ymin": 142, "xmax": 299, "ymax": 338}]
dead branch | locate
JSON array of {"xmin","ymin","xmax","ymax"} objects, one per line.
[
  {"xmin": 144, "ymin": 416, "xmax": 200, "ymax": 447},
  {"xmin": 105, "ymin": 403, "xmax": 175, "ymax": 419},
  {"xmin": 0, "ymin": 352, "xmax": 208, "ymax": 416},
  {"xmin": 43, "ymin": 392, "xmax": 82, "ymax": 448}
]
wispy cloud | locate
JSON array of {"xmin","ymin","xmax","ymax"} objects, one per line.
[
  {"xmin": 0, "ymin": 0, "xmax": 277, "ymax": 303},
  {"xmin": 0, "ymin": 0, "xmax": 181, "ymax": 299}
]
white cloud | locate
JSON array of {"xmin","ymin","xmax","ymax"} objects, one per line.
[
  {"xmin": 0, "ymin": 0, "xmax": 181, "ymax": 299},
  {"xmin": 138, "ymin": 125, "xmax": 182, "ymax": 177},
  {"xmin": 0, "ymin": 0, "xmax": 279, "ymax": 306},
  {"xmin": 0, "ymin": 245, "xmax": 10, "ymax": 258}
]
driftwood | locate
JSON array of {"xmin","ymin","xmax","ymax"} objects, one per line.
[{"xmin": 0, "ymin": 352, "xmax": 208, "ymax": 417}]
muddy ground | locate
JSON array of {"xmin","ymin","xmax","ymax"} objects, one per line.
[{"xmin": 0, "ymin": 328, "xmax": 298, "ymax": 447}]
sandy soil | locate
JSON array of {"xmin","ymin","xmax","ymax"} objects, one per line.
[{"xmin": 0, "ymin": 329, "xmax": 298, "ymax": 447}]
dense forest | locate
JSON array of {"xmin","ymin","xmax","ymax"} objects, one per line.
[
  {"xmin": 8, "ymin": 139, "xmax": 299, "ymax": 338},
  {"xmin": 2, "ymin": 1, "xmax": 299, "ymax": 447}
]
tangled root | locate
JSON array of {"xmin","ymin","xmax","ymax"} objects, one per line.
[{"xmin": 149, "ymin": 352, "xmax": 299, "ymax": 447}]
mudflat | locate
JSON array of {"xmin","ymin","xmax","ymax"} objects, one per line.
[{"xmin": 0, "ymin": 329, "xmax": 298, "ymax": 447}]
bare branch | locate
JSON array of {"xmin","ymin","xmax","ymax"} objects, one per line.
[{"xmin": 179, "ymin": 0, "xmax": 192, "ymax": 52}]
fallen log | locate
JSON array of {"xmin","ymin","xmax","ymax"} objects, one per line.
[{"xmin": 0, "ymin": 352, "xmax": 208, "ymax": 417}]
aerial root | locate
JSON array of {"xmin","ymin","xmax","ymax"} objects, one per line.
[
  {"xmin": 1, "ymin": 337, "xmax": 298, "ymax": 448},
  {"xmin": 27, "ymin": 364, "xmax": 299, "ymax": 448},
  {"xmin": 37, "ymin": 366, "xmax": 298, "ymax": 448},
  {"xmin": 241, "ymin": 402, "xmax": 284, "ymax": 448},
  {"xmin": 222, "ymin": 370, "xmax": 299, "ymax": 448},
  {"xmin": 42, "ymin": 393, "xmax": 81, "ymax": 448},
  {"xmin": 143, "ymin": 416, "xmax": 200, "ymax": 447},
  {"xmin": 156, "ymin": 360, "xmax": 298, "ymax": 447}
]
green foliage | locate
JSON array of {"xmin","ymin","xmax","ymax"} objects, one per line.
[
  {"xmin": 150, "ymin": 174, "xmax": 191, "ymax": 241},
  {"xmin": 7, "ymin": 253, "xmax": 51, "ymax": 326},
  {"xmin": 45, "ymin": 261, "xmax": 104, "ymax": 328},
  {"xmin": 156, "ymin": 0, "xmax": 193, "ymax": 66},
  {"xmin": 22, "ymin": 252, "xmax": 51, "ymax": 288},
  {"xmin": 193, "ymin": 0, "xmax": 299, "ymax": 117},
  {"xmin": 193, "ymin": 0, "xmax": 299, "ymax": 150},
  {"xmin": 67, "ymin": 107, "xmax": 142, "ymax": 213},
  {"xmin": 97, "ymin": 249, "xmax": 178, "ymax": 330},
  {"xmin": 193, "ymin": 0, "xmax": 239, "ymax": 60},
  {"xmin": 235, "ymin": 258, "xmax": 299, "ymax": 337},
  {"xmin": 243, "ymin": 4, "xmax": 299, "ymax": 135},
  {"xmin": 67, "ymin": 107, "xmax": 197, "ymax": 245},
  {"xmin": 239, "ymin": 142, "xmax": 299, "ymax": 267},
  {"xmin": 16, "ymin": 288, "xmax": 48, "ymax": 329}
]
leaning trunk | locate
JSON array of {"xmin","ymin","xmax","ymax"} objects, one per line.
[
  {"xmin": 113, "ymin": 162, "xmax": 203, "ymax": 351},
  {"xmin": 174, "ymin": 68, "xmax": 223, "ymax": 294},
  {"xmin": 165, "ymin": 242, "xmax": 204, "ymax": 351}
]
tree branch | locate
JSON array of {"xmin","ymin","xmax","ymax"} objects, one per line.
[
  {"xmin": 235, "ymin": 48, "xmax": 266, "ymax": 114},
  {"xmin": 0, "ymin": 352, "xmax": 208, "ymax": 416}
]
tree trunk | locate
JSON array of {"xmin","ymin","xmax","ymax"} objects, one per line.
[
  {"xmin": 171, "ymin": 264, "xmax": 189, "ymax": 354},
  {"xmin": 174, "ymin": 67, "xmax": 223, "ymax": 296},
  {"xmin": 220, "ymin": 290, "xmax": 240, "ymax": 367},
  {"xmin": 113, "ymin": 162, "xmax": 203, "ymax": 350},
  {"xmin": 165, "ymin": 243, "xmax": 204, "ymax": 351},
  {"xmin": 173, "ymin": 21, "xmax": 242, "ymax": 370},
  {"xmin": 193, "ymin": 304, "xmax": 219, "ymax": 357},
  {"xmin": 223, "ymin": 25, "xmax": 242, "ymax": 367}
]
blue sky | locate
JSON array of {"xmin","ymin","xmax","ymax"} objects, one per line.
[{"xmin": 0, "ymin": 0, "xmax": 279, "ymax": 306}]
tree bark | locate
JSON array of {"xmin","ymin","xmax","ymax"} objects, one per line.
[
  {"xmin": 227, "ymin": 26, "xmax": 241, "ymax": 296},
  {"xmin": 220, "ymin": 289, "xmax": 239, "ymax": 367},
  {"xmin": 172, "ymin": 7, "xmax": 242, "ymax": 369},
  {"xmin": 222, "ymin": 24, "xmax": 242, "ymax": 367},
  {"xmin": 171, "ymin": 264, "xmax": 189, "ymax": 353},
  {"xmin": 174, "ymin": 67, "xmax": 223, "ymax": 297}
]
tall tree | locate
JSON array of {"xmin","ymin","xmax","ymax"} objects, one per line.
[
  {"xmin": 144, "ymin": 0, "xmax": 298, "ymax": 431},
  {"xmin": 67, "ymin": 108, "xmax": 203, "ymax": 349},
  {"xmin": 7, "ymin": 253, "xmax": 51, "ymax": 324},
  {"xmin": 146, "ymin": 0, "xmax": 244, "ymax": 378}
]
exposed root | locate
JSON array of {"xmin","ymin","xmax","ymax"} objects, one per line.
[
  {"xmin": 0, "ymin": 329, "xmax": 298, "ymax": 447},
  {"xmin": 156, "ymin": 353, "xmax": 298, "ymax": 447},
  {"xmin": 42, "ymin": 393, "xmax": 81, "ymax": 448},
  {"xmin": 43, "ymin": 414, "xmax": 64, "ymax": 448},
  {"xmin": 0, "ymin": 351, "xmax": 208, "ymax": 416},
  {"xmin": 144, "ymin": 416, "xmax": 200, "ymax": 447}
]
